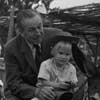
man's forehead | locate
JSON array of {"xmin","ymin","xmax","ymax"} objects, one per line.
[{"xmin": 22, "ymin": 15, "xmax": 42, "ymax": 27}]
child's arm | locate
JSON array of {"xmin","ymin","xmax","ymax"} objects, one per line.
[
  {"xmin": 70, "ymin": 64, "xmax": 78, "ymax": 84},
  {"xmin": 37, "ymin": 78, "xmax": 71, "ymax": 91},
  {"xmin": 69, "ymin": 65, "xmax": 79, "ymax": 92},
  {"xmin": 37, "ymin": 78, "xmax": 59, "ymax": 88}
]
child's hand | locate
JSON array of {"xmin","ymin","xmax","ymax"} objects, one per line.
[{"xmin": 57, "ymin": 82, "xmax": 71, "ymax": 90}]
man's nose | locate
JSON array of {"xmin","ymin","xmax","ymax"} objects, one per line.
[{"xmin": 36, "ymin": 29, "xmax": 42, "ymax": 36}]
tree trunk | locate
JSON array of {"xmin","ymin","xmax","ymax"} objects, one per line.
[{"xmin": 7, "ymin": 5, "xmax": 15, "ymax": 42}]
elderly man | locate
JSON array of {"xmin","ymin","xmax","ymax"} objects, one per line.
[{"xmin": 4, "ymin": 9, "xmax": 57, "ymax": 100}]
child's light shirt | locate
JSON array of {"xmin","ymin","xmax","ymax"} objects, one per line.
[{"xmin": 38, "ymin": 58, "xmax": 78, "ymax": 84}]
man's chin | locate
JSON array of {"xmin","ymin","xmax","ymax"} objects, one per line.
[{"xmin": 29, "ymin": 40, "xmax": 41, "ymax": 45}]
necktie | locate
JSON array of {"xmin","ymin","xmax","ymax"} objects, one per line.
[{"xmin": 34, "ymin": 45, "xmax": 41, "ymax": 71}]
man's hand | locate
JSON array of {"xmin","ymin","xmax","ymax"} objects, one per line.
[{"xmin": 34, "ymin": 86, "xmax": 56, "ymax": 100}]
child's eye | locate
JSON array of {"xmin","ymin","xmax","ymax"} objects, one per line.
[
  {"xmin": 59, "ymin": 52, "xmax": 63, "ymax": 54},
  {"xmin": 66, "ymin": 53, "xmax": 70, "ymax": 56}
]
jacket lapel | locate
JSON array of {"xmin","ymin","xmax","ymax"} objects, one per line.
[
  {"xmin": 25, "ymin": 51, "xmax": 38, "ymax": 73},
  {"xmin": 19, "ymin": 35, "xmax": 38, "ymax": 73}
]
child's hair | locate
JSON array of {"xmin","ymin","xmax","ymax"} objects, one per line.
[{"xmin": 51, "ymin": 41, "xmax": 72, "ymax": 56}]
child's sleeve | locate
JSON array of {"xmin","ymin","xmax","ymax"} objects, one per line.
[
  {"xmin": 70, "ymin": 65, "xmax": 78, "ymax": 84},
  {"xmin": 38, "ymin": 61, "xmax": 50, "ymax": 81}
]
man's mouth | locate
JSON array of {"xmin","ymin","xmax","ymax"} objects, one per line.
[{"xmin": 28, "ymin": 37, "xmax": 41, "ymax": 44}]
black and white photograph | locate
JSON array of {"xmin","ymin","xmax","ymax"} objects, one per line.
[{"xmin": 0, "ymin": 0, "xmax": 100, "ymax": 100}]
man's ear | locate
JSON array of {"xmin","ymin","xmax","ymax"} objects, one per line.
[
  {"xmin": 15, "ymin": 24, "xmax": 22, "ymax": 35},
  {"xmin": 40, "ymin": 23, "xmax": 44, "ymax": 35}
]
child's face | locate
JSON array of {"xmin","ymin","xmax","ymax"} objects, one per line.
[{"xmin": 53, "ymin": 42, "xmax": 72, "ymax": 66}]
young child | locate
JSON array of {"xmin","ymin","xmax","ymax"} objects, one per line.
[
  {"xmin": 32, "ymin": 40, "xmax": 78, "ymax": 100},
  {"xmin": 37, "ymin": 41, "xmax": 78, "ymax": 89}
]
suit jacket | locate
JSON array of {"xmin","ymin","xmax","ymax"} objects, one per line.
[
  {"xmin": 4, "ymin": 27, "xmax": 64, "ymax": 100},
  {"xmin": 4, "ymin": 34, "xmax": 41, "ymax": 100}
]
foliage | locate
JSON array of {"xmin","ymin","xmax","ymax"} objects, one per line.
[
  {"xmin": 0, "ymin": 0, "xmax": 9, "ymax": 16},
  {"xmin": 0, "ymin": 0, "xmax": 53, "ymax": 44}
]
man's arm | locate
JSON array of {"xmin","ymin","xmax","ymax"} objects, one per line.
[
  {"xmin": 4, "ymin": 48, "xmax": 36, "ymax": 100},
  {"xmin": 4, "ymin": 48, "xmax": 56, "ymax": 100}
]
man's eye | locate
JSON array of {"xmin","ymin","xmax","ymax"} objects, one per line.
[
  {"xmin": 28, "ymin": 30, "xmax": 33, "ymax": 32},
  {"xmin": 32, "ymin": 28, "xmax": 37, "ymax": 31},
  {"xmin": 28, "ymin": 28, "xmax": 36, "ymax": 32},
  {"xmin": 37, "ymin": 26, "xmax": 41, "ymax": 30},
  {"xmin": 66, "ymin": 53, "xmax": 71, "ymax": 56}
]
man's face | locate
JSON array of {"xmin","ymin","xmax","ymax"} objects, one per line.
[{"xmin": 21, "ymin": 15, "xmax": 43, "ymax": 45}]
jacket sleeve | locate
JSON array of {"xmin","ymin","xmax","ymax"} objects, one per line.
[{"xmin": 4, "ymin": 47, "xmax": 36, "ymax": 100}]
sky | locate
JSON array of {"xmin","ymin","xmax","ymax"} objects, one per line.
[{"xmin": 50, "ymin": 0, "xmax": 100, "ymax": 9}]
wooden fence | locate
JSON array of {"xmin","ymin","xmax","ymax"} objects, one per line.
[{"xmin": 0, "ymin": 58, "xmax": 5, "ymax": 83}]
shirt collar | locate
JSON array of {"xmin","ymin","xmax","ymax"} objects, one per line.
[
  {"xmin": 25, "ymin": 38, "xmax": 41, "ymax": 51},
  {"xmin": 21, "ymin": 34, "xmax": 41, "ymax": 50}
]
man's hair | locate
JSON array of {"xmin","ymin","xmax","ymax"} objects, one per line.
[{"xmin": 16, "ymin": 9, "xmax": 42, "ymax": 31}]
